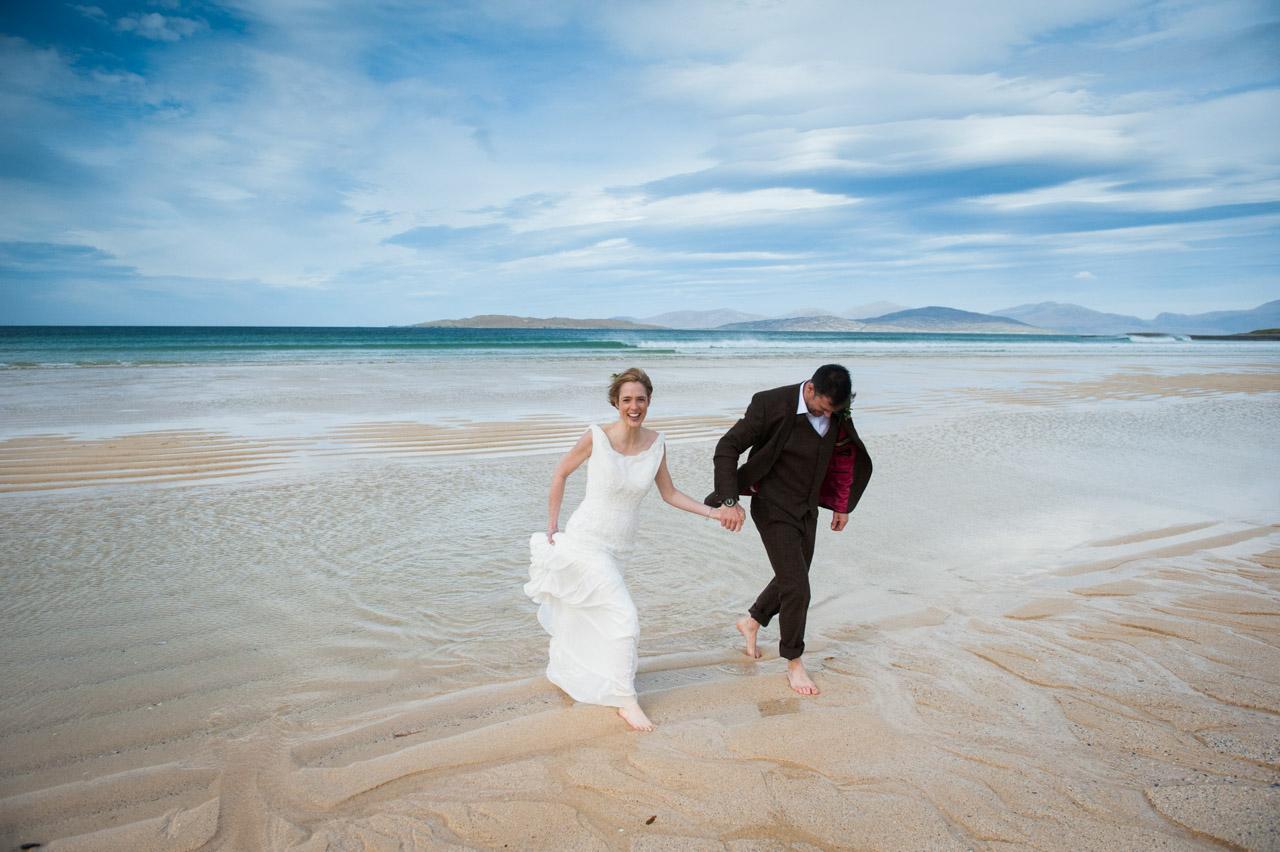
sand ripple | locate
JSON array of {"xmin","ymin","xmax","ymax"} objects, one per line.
[
  {"xmin": 0, "ymin": 416, "xmax": 735, "ymax": 493},
  {"xmin": 0, "ymin": 431, "xmax": 299, "ymax": 493},
  {"xmin": 972, "ymin": 370, "xmax": 1280, "ymax": 407},
  {"xmin": 323, "ymin": 415, "xmax": 733, "ymax": 457},
  {"xmin": 5, "ymin": 527, "xmax": 1276, "ymax": 850}
]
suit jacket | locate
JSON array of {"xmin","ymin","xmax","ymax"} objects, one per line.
[{"xmin": 707, "ymin": 383, "xmax": 873, "ymax": 515}]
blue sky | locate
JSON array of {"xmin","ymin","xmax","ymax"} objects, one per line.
[{"xmin": 1, "ymin": 0, "xmax": 1277, "ymax": 325}]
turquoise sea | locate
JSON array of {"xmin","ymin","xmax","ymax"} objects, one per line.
[{"xmin": 0, "ymin": 325, "xmax": 1265, "ymax": 367}]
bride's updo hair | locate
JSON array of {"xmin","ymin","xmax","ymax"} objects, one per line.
[{"xmin": 608, "ymin": 367, "xmax": 653, "ymax": 407}]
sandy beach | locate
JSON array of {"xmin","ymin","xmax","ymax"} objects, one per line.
[{"xmin": 2, "ymin": 348, "xmax": 1278, "ymax": 850}]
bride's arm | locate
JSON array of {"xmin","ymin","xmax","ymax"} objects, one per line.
[
  {"xmin": 546, "ymin": 429, "xmax": 592, "ymax": 542},
  {"xmin": 655, "ymin": 452, "xmax": 733, "ymax": 527}
]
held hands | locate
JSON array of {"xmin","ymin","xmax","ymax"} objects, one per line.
[
  {"xmin": 831, "ymin": 512, "xmax": 849, "ymax": 532},
  {"xmin": 715, "ymin": 504, "xmax": 746, "ymax": 532}
]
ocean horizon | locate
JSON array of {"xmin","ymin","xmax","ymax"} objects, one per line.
[{"xmin": 2, "ymin": 324, "xmax": 1272, "ymax": 368}]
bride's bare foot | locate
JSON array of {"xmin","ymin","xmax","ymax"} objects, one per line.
[
  {"xmin": 736, "ymin": 615, "xmax": 762, "ymax": 659},
  {"xmin": 786, "ymin": 659, "xmax": 819, "ymax": 696},
  {"xmin": 618, "ymin": 700, "xmax": 655, "ymax": 732}
]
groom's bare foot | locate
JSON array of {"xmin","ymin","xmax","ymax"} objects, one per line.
[
  {"xmin": 618, "ymin": 700, "xmax": 655, "ymax": 732},
  {"xmin": 736, "ymin": 615, "xmax": 762, "ymax": 659},
  {"xmin": 786, "ymin": 659, "xmax": 819, "ymax": 696}
]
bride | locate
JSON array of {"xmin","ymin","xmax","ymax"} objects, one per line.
[{"xmin": 526, "ymin": 368, "xmax": 734, "ymax": 731}]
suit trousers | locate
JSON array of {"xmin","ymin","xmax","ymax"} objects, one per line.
[{"xmin": 748, "ymin": 497, "xmax": 817, "ymax": 660}]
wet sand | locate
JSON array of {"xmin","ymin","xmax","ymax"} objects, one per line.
[
  {"xmin": 289, "ymin": 534, "xmax": 1280, "ymax": 851},
  {"xmin": 1, "ymin": 356, "xmax": 1278, "ymax": 849}
]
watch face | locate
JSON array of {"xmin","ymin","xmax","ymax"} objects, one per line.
[{"xmin": 723, "ymin": 497, "xmax": 737, "ymax": 507}]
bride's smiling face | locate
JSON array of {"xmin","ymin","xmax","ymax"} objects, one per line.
[{"xmin": 614, "ymin": 381, "xmax": 650, "ymax": 428}]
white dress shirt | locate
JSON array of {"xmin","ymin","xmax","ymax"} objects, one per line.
[{"xmin": 797, "ymin": 383, "xmax": 830, "ymax": 437}]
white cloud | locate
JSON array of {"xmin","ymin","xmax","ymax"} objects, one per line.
[
  {"xmin": 975, "ymin": 178, "xmax": 1205, "ymax": 211},
  {"xmin": 918, "ymin": 233, "xmax": 1019, "ymax": 249},
  {"xmin": 72, "ymin": 5, "xmax": 107, "ymax": 22},
  {"xmin": 707, "ymin": 112, "xmax": 1136, "ymax": 179},
  {"xmin": 650, "ymin": 63, "xmax": 1094, "ymax": 122},
  {"xmin": 1103, "ymin": 0, "xmax": 1271, "ymax": 49},
  {"xmin": 602, "ymin": 0, "xmax": 1131, "ymax": 71},
  {"xmin": 639, "ymin": 187, "xmax": 856, "ymax": 222},
  {"xmin": 1074, "ymin": 270, "xmax": 1097, "ymax": 279},
  {"xmin": 495, "ymin": 235, "xmax": 814, "ymax": 276},
  {"xmin": 1135, "ymin": 89, "xmax": 1280, "ymax": 181},
  {"xmin": 1047, "ymin": 214, "xmax": 1280, "ymax": 255},
  {"xmin": 499, "ymin": 237, "xmax": 640, "ymax": 272},
  {"xmin": 971, "ymin": 88, "xmax": 1280, "ymax": 212},
  {"xmin": 116, "ymin": 13, "xmax": 206, "ymax": 42},
  {"xmin": 526, "ymin": 187, "xmax": 855, "ymax": 232},
  {"xmin": 0, "ymin": 35, "xmax": 80, "ymax": 99},
  {"xmin": 882, "ymin": 114, "xmax": 1135, "ymax": 170}
]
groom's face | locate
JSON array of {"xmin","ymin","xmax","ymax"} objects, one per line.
[{"xmin": 803, "ymin": 382, "xmax": 838, "ymax": 417}]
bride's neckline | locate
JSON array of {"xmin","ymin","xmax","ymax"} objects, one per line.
[{"xmin": 594, "ymin": 423, "xmax": 661, "ymax": 457}]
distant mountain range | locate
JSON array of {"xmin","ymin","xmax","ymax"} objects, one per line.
[
  {"xmin": 633, "ymin": 309, "xmax": 766, "ymax": 329},
  {"xmin": 418, "ymin": 299, "xmax": 1279, "ymax": 335},
  {"xmin": 863, "ymin": 306, "xmax": 1038, "ymax": 333},
  {"xmin": 848, "ymin": 301, "xmax": 909, "ymax": 319},
  {"xmin": 996, "ymin": 300, "xmax": 1280, "ymax": 335},
  {"xmin": 630, "ymin": 303, "xmax": 909, "ymax": 328},
  {"xmin": 415, "ymin": 314, "xmax": 661, "ymax": 330},
  {"xmin": 1152, "ymin": 301, "xmax": 1280, "ymax": 335},
  {"xmin": 720, "ymin": 315, "xmax": 870, "ymax": 332},
  {"xmin": 719, "ymin": 307, "xmax": 1040, "ymax": 334}
]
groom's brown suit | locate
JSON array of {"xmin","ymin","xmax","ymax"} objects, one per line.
[{"xmin": 708, "ymin": 383, "xmax": 872, "ymax": 659}]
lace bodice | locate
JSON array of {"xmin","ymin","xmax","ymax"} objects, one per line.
[{"xmin": 562, "ymin": 424, "xmax": 665, "ymax": 555}]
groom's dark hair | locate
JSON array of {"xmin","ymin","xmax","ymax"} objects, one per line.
[{"xmin": 810, "ymin": 364, "xmax": 852, "ymax": 406}]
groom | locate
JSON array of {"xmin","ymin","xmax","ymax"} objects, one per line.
[{"xmin": 707, "ymin": 364, "xmax": 872, "ymax": 695}]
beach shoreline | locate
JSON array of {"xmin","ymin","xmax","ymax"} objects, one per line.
[{"xmin": 2, "ymin": 351, "xmax": 1277, "ymax": 849}]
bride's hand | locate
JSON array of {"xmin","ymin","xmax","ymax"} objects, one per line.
[
  {"xmin": 716, "ymin": 504, "xmax": 745, "ymax": 532},
  {"xmin": 546, "ymin": 526, "xmax": 558, "ymax": 544}
]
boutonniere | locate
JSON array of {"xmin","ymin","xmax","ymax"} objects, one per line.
[{"xmin": 834, "ymin": 394, "xmax": 855, "ymax": 445}]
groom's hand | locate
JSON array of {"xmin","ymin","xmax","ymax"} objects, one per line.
[
  {"xmin": 831, "ymin": 512, "xmax": 849, "ymax": 532},
  {"xmin": 720, "ymin": 504, "xmax": 746, "ymax": 532}
]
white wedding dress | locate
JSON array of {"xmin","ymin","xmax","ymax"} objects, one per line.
[{"xmin": 526, "ymin": 424, "xmax": 665, "ymax": 707}]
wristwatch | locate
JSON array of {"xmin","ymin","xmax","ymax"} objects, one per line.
[{"xmin": 721, "ymin": 496, "xmax": 738, "ymax": 508}]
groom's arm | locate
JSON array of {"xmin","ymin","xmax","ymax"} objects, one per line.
[{"xmin": 710, "ymin": 391, "xmax": 768, "ymax": 504}]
